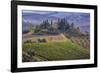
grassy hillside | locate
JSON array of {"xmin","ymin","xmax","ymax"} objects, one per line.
[{"xmin": 22, "ymin": 38, "xmax": 90, "ymax": 62}]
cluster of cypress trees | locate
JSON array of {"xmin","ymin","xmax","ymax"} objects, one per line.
[{"xmin": 37, "ymin": 17, "xmax": 75, "ymax": 34}]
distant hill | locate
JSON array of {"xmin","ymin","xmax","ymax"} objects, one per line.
[{"xmin": 22, "ymin": 11, "xmax": 90, "ymax": 33}]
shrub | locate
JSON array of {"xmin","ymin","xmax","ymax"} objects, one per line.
[{"xmin": 37, "ymin": 38, "xmax": 46, "ymax": 43}]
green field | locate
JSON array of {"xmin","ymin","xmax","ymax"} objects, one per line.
[{"xmin": 22, "ymin": 39, "xmax": 90, "ymax": 62}]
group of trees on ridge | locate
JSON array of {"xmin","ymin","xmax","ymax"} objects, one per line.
[{"xmin": 26, "ymin": 17, "xmax": 80, "ymax": 35}]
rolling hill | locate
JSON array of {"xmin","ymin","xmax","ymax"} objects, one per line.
[{"xmin": 22, "ymin": 34, "xmax": 90, "ymax": 62}]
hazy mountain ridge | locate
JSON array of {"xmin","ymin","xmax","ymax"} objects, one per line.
[{"xmin": 22, "ymin": 11, "xmax": 90, "ymax": 33}]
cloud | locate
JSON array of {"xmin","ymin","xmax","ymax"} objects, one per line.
[{"xmin": 22, "ymin": 10, "xmax": 57, "ymax": 15}]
